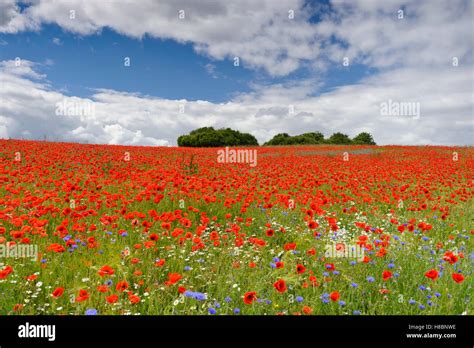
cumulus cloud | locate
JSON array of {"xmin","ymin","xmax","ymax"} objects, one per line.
[
  {"xmin": 0, "ymin": 58, "xmax": 472, "ymax": 146},
  {"xmin": 0, "ymin": 0, "xmax": 471, "ymax": 76},
  {"xmin": 0, "ymin": 0, "xmax": 316, "ymax": 76}
]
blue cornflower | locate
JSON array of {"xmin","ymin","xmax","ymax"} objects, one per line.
[
  {"xmin": 184, "ymin": 291, "xmax": 195, "ymax": 298},
  {"xmin": 409, "ymin": 299, "xmax": 416, "ymax": 305},
  {"xmin": 351, "ymin": 282, "xmax": 358, "ymax": 288},
  {"xmin": 366, "ymin": 276, "xmax": 375, "ymax": 283},
  {"xmin": 333, "ymin": 270, "xmax": 340, "ymax": 275},
  {"xmin": 85, "ymin": 308, "xmax": 97, "ymax": 315},
  {"xmin": 388, "ymin": 263, "xmax": 395, "ymax": 269},
  {"xmin": 208, "ymin": 308, "xmax": 216, "ymax": 315},
  {"xmin": 419, "ymin": 304, "xmax": 425, "ymax": 310},
  {"xmin": 296, "ymin": 296, "xmax": 303, "ymax": 303},
  {"xmin": 233, "ymin": 308, "xmax": 240, "ymax": 314},
  {"xmin": 184, "ymin": 266, "xmax": 191, "ymax": 271},
  {"xmin": 434, "ymin": 292, "xmax": 441, "ymax": 297},
  {"xmin": 225, "ymin": 296, "xmax": 232, "ymax": 303},
  {"xmin": 353, "ymin": 310, "xmax": 361, "ymax": 315},
  {"xmin": 194, "ymin": 292, "xmax": 207, "ymax": 301},
  {"xmin": 338, "ymin": 301, "xmax": 346, "ymax": 307}
]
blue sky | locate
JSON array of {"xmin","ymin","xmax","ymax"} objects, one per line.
[
  {"xmin": 0, "ymin": 0, "xmax": 472, "ymax": 146},
  {"xmin": 0, "ymin": 19, "xmax": 374, "ymax": 102},
  {"xmin": 1, "ymin": 25, "xmax": 255, "ymax": 101}
]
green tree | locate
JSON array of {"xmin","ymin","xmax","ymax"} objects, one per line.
[
  {"xmin": 328, "ymin": 132, "xmax": 352, "ymax": 144},
  {"xmin": 177, "ymin": 127, "xmax": 258, "ymax": 147},
  {"xmin": 352, "ymin": 132, "xmax": 376, "ymax": 145},
  {"xmin": 264, "ymin": 131, "xmax": 325, "ymax": 145}
]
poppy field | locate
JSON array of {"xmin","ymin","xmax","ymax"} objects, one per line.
[{"xmin": 0, "ymin": 139, "xmax": 472, "ymax": 315}]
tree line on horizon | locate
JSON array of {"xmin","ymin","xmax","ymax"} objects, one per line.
[{"xmin": 177, "ymin": 127, "xmax": 376, "ymax": 147}]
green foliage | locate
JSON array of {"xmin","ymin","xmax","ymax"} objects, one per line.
[
  {"xmin": 265, "ymin": 131, "xmax": 325, "ymax": 145},
  {"xmin": 352, "ymin": 132, "xmax": 376, "ymax": 145},
  {"xmin": 328, "ymin": 132, "xmax": 353, "ymax": 145},
  {"xmin": 178, "ymin": 127, "xmax": 258, "ymax": 147},
  {"xmin": 178, "ymin": 128, "xmax": 377, "ymax": 147}
]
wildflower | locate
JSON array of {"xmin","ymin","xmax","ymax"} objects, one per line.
[
  {"xmin": 52, "ymin": 287, "xmax": 64, "ymax": 298},
  {"xmin": 330, "ymin": 291, "xmax": 340, "ymax": 302},
  {"xmin": 452, "ymin": 273, "xmax": 464, "ymax": 283},
  {"xmin": 273, "ymin": 279, "xmax": 287, "ymax": 293},
  {"xmin": 243, "ymin": 291, "xmax": 257, "ymax": 304},
  {"xmin": 424, "ymin": 269, "xmax": 439, "ymax": 280}
]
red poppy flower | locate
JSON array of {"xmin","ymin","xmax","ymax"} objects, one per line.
[
  {"xmin": 0, "ymin": 266, "xmax": 13, "ymax": 279},
  {"xmin": 273, "ymin": 279, "xmax": 287, "ymax": 293},
  {"xmin": 443, "ymin": 251, "xmax": 458, "ymax": 264},
  {"xmin": 452, "ymin": 273, "xmax": 464, "ymax": 283},
  {"xmin": 424, "ymin": 269, "xmax": 439, "ymax": 280},
  {"xmin": 26, "ymin": 274, "xmax": 37, "ymax": 281},
  {"xmin": 52, "ymin": 287, "xmax": 64, "ymax": 298},
  {"xmin": 106, "ymin": 294, "xmax": 119, "ymax": 303},
  {"xmin": 116, "ymin": 280, "xmax": 129, "ymax": 292},
  {"xmin": 97, "ymin": 285, "xmax": 109, "ymax": 293},
  {"xmin": 164, "ymin": 273, "xmax": 182, "ymax": 286},
  {"xmin": 129, "ymin": 294, "xmax": 141, "ymax": 304},
  {"xmin": 296, "ymin": 264, "xmax": 306, "ymax": 274},
  {"xmin": 330, "ymin": 291, "xmax": 340, "ymax": 301},
  {"xmin": 47, "ymin": 243, "xmax": 65, "ymax": 253},
  {"xmin": 76, "ymin": 289, "xmax": 89, "ymax": 302},
  {"xmin": 243, "ymin": 291, "xmax": 257, "ymax": 304},
  {"xmin": 382, "ymin": 270, "xmax": 393, "ymax": 281},
  {"xmin": 98, "ymin": 265, "xmax": 114, "ymax": 277}
]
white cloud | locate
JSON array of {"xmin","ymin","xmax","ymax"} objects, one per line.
[
  {"xmin": 0, "ymin": 59, "xmax": 472, "ymax": 146},
  {"xmin": 0, "ymin": 0, "xmax": 471, "ymax": 76},
  {"xmin": 52, "ymin": 37, "xmax": 62, "ymax": 45}
]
